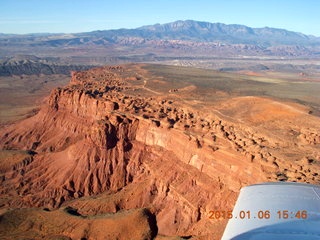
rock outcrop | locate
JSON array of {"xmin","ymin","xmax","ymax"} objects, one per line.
[{"xmin": 0, "ymin": 64, "xmax": 319, "ymax": 239}]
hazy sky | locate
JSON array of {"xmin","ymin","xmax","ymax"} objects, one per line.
[{"xmin": 0, "ymin": 0, "xmax": 319, "ymax": 36}]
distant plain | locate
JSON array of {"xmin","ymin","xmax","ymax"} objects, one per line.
[{"xmin": 1, "ymin": 61, "xmax": 320, "ymax": 125}]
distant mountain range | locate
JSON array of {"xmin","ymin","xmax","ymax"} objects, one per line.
[
  {"xmin": 0, "ymin": 20, "xmax": 319, "ymax": 63},
  {"xmin": 84, "ymin": 20, "xmax": 320, "ymax": 46}
]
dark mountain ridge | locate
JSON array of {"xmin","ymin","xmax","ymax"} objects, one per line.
[{"xmin": 0, "ymin": 55, "xmax": 94, "ymax": 76}]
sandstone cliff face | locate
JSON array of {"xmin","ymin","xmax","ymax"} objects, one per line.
[
  {"xmin": 1, "ymin": 64, "xmax": 319, "ymax": 238},
  {"xmin": 1, "ymin": 67, "xmax": 141, "ymax": 208}
]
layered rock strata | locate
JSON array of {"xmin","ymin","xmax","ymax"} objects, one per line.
[{"xmin": 1, "ymin": 64, "xmax": 319, "ymax": 238}]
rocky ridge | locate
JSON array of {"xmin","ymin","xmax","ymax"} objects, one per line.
[
  {"xmin": 0, "ymin": 64, "xmax": 319, "ymax": 238},
  {"xmin": 0, "ymin": 55, "xmax": 93, "ymax": 76}
]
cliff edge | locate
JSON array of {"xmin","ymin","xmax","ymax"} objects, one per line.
[{"xmin": 0, "ymin": 64, "xmax": 319, "ymax": 239}]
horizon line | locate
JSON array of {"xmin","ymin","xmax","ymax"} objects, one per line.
[{"xmin": 0, "ymin": 19, "xmax": 318, "ymax": 37}]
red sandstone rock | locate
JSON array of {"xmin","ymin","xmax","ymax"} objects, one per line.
[{"xmin": 0, "ymin": 64, "xmax": 319, "ymax": 239}]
